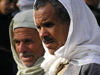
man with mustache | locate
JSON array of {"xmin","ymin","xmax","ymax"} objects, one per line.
[
  {"xmin": 9, "ymin": 9, "xmax": 45, "ymax": 75},
  {"xmin": 33, "ymin": 0, "xmax": 100, "ymax": 75}
]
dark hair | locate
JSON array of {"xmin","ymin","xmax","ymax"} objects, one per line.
[{"xmin": 33, "ymin": 0, "xmax": 70, "ymax": 24}]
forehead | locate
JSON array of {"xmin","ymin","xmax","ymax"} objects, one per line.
[
  {"xmin": 34, "ymin": 3, "xmax": 56, "ymax": 24},
  {"xmin": 14, "ymin": 28, "xmax": 38, "ymax": 38}
]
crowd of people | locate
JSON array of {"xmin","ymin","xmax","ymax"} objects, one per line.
[{"xmin": 1, "ymin": 0, "xmax": 100, "ymax": 75}]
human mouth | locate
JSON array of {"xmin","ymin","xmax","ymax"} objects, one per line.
[
  {"xmin": 43, "ymin": 38, "xmax": 54, "ymax": 48},
  {"xmin": 20, "ymin": 52, "xmax": 34, "ymax": 61}
]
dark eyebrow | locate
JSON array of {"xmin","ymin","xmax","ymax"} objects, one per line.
[
  {"xmin": 13, "ymin": 39, "xmax": 17, "ymax": 42},
  {"xmin": 23, "ymin": 38, "xmax": 32, "ymax": 42},
  {"xmin": 43, "ymin": 21, "xmax": 54, "ymax": 25},
  {"xmin": 13, "ymin": 38, "xmax": 32, "ymax": 43},
  {"xmin": 36, "ymin": 21, "xmax": 54, "ymax": 29},
  {"xmin": 42, "ymin": 21, "xmax": 54, "ymax": 28}
]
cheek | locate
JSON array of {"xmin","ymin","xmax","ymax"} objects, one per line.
[
  {"xmin": 29, "ymin": 44, "xmax": 37, "ymax": 52},
  {"xmin": 38, "ymin": 31, "xmax": 42, "ymax": 39},
  {"xmin": 49, "ymin": 28, "xmax": 59, "ymax": 40},
  {"xmin": 52, "ymin": 28, "xmax": 65, "ymax": 44},
  {"xmin": 15, "ymin": 46, "xmax": 20, "ymax": 56},
  {"xmin": 30, "ymin": 43, "xmax": 41, "ymax": 53},
  {"xmin": 2, "ymin": 2, "xmax": 6, "ymax": 7}
]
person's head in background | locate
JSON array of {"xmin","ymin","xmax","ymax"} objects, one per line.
[
  {"xmin": 9, "ymin": 9, "xmax": 45, "ymax": 75},
  {"xmin": 0, "ymin": 0, "xmax": 18, "ymax": 15},
  {"xmin": 16, "ymin": 0, "xmax": 35, "ymax": 11},
  {"xmin": 84, "ymin": 0, "xmax": 99, "ymax": 8}
]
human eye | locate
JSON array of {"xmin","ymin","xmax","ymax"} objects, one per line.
[
  {"xmin": 44, "ymin": 22, "xmax": 54, "ymax": 28},
  {"xmin": 36, "ymin": 25, "xmax": 41, "ymax": 30},
  {"xmin": 13, "ymin": 39, "xmax": 20, "ymax": 44},
  {"xmin": 24, "ymin": 39, "xmax": 32, "ymax": 43}
]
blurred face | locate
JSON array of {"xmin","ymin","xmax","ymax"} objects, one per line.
[
  {"xmin": 13, "ymin": 28, "xmax": 44, "ymax": 67},
  {"xmin": 34, "ymin": 3, "xmax": 69, "ymax": 55},
  {"xmin": 0, "ymin": 0, "xmax": 17, "ymax": 15}
]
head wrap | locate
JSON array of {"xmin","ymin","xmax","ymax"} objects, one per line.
[
  {"xmin": 18, "ymin": 0, "xmax": 35, "ymax": 11},
  {"xmin": 9, "ymin": 9, "xmax": 44, "ymax": 75},
  {"xmin": 34, "ymin": 0, "xmax": 100, "ymax": 75}
]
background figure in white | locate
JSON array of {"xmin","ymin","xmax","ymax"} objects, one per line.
[{"xmin": 16, "ymin": 0, "xmax": 35, "ymax": 11}]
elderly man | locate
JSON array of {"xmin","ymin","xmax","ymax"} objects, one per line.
[
  {"xmin": 9, "ymin": 9, "xmax": 45, "ymax": 75},
  {"xmin": 34, "ymin": 0, "xmax": 100, "ymax": 75}
]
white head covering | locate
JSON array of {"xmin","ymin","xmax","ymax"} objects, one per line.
[
  {"xmin": 34, "ymin": 0, "xmax": 100, "ymax": 75},
  {"xmin": 9, "ymin": 9, "xmax": 44, "ymax": 75},
  {"xmin": 18, "ymin": 0, "xmax": 35, "ymax": 11}
]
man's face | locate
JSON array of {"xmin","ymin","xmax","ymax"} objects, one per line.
[
  {"xmin": 34, "ymin": 3, "xmax": 69, "ymax": 55},
  {"xmin": 13, "ymin": 28, "xmax": 44, "ymax": 67},
  {"xmin": 0, "ymin": 0, "xmax": 17, "ymax": 15}
]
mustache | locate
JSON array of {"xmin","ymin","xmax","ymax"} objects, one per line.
[
  {"xmin": 43, "ymin": 36, "xmax": 54, "ymax": 43},
  {"xmin": 20, "ymin": 51, "xmax": 33, "ymax": 57}
]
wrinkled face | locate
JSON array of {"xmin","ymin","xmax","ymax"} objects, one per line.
[
  {"xmin": 0, "ymin": 0, "xmax": 17, "ymax": 15},
  {"xmin": 34, "ymin": 3, "xmax": 69, "ymax": 55},
  {"xmin": 13, "ymin": 28, "xmax": 44, "ymax": 67}
]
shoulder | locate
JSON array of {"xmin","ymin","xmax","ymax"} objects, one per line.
[{"xmin": 79, "ymin": 63, "xmax": 100, "ymax": 75}]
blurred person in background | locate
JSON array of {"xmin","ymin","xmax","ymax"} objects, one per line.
[
  {"xmin": 0, "ymin": 0, "xmax": 18, "ymax": 75},
  {"xmin": 84, "ymin": 0, "xmax": 100, "ymax": 26},
  {"xmin": 16, "ymin": 0, "xmax": 35, "ymax": 11},
  {"xmin": 9, "ymin": 9, "xmax": 45, "ymax": 75}
]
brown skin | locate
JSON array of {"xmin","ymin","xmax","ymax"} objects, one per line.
[
  {"xmin": 84, "ymin": 0, "xmax": 99, "ymax": 8},
  {"xmin": 34, "ymin": 3, "xmax": 70, "ymax": 55},
  {"xmin": 16, "ymin": 2, "xmax": 19, "ymax": 8},
  {"xmin": 0, "ymin": 0, "xmax": 17, "ymax": 15},
  {"xmin": 13, "ymin": 28, "xmax": 44, "ymax": 67}
]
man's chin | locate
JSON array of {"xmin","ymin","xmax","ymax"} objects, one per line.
[
  {"xmin": 48, "ymin": 49, "xmax": 56, "ymax": 55},
  {"xmin": 23, "ymin": 62, "xmax": 34, "ymax": 67}
]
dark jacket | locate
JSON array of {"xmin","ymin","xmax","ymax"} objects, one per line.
[{"xmin": 79, "ymin": 63, "xmax": 100, "ymax": 75}]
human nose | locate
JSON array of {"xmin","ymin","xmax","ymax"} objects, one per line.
[
  {"xmin": 18, "ymin": 42, "xmax": 27, "ymax": 53},
  {"xmin": 39, "ymin": 28, "xmax": 50, "ymax": 40}
]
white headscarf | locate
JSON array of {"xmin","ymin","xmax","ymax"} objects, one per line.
[
  {"xmin": 18, "ymin": 0, "xmax": 35, "ymax": 11},
  {"xmin": 34, "ymin": 0, "xmax": 100, "ymax": 75},
  {"xmin": 9, "ymin": 9, "xmax": 44, "ymax": 75}
]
